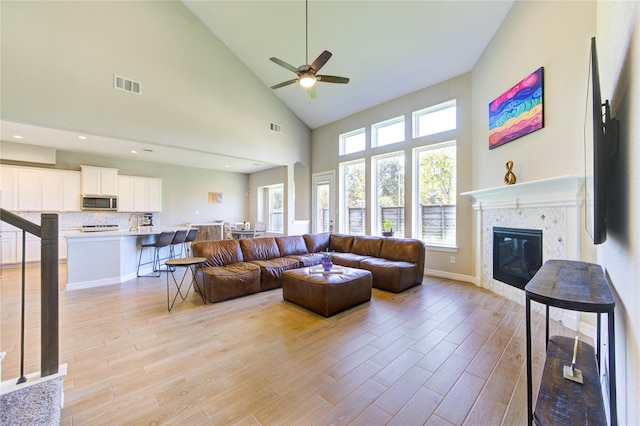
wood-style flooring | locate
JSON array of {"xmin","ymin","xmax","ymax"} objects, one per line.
[{"xmin": 0, "ymin": 264, "xmax": 574, "ymax": 425}]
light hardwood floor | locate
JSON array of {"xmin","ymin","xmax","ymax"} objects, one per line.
[{"xmin": 1, "ymin": 264, "xmax": 572, "ymax": 425}]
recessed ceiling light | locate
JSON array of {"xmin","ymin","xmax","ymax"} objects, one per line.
[
  {"xmin": 225, "ymin": 165, "xmax": 230, "ymax": 168},
  {"xmin": 13, "ymin": 135, "xmax": 23, "ymax": 139},
  {"xmin": 77, "ymin": 135, "xmax": 87, "ymax": 140},
  {"xmin": 131, "ymin": 150, "xmax": 138, "ymax": 154}
]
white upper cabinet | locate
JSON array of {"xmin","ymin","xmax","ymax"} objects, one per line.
[
  {"xmin": 117, "ymin": 176, "xmax": 163, "ymax": 212},
  {"xmin": 81, "ymin": 165, "xmax": 118, "ymax": 196},
  {"xmin": 40, "ymin": 170, "xmax": 62, "ymax": 212},
  {"xmin": 1, "ymin": 166, "xmax": 18, "ymax": 211},
  {"xmin": 17, "ymin": 167, "xmax": 41, "ymax": 211},
  {"xmin": 62, "ymin": 171, "xmax": 82, "ymax": 211}
]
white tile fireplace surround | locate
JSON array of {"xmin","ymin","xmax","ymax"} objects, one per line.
[{"xmin": 462, "ymin": 175, "xmax": 584, "ymax": 306}]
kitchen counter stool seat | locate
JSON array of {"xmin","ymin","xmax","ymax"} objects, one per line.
[
  {"xmin": 137, "ymin": 231, "xmax": 175, "ymax": 277},
  {"xmin": 169, "ymin": 230, "xmax": 188, "ymax": 259},
  {"xmin": 183, "ymin": 228, "xmax": 199, "ymax": 256}
]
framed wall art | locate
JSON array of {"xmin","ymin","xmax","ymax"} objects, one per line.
[
  {"xmin": 208, "ymin": 192, "xmax": 223, "ymax": 204},
  {"xmin": 488, "ymin": 67, "xmax": 544, "ymax": 149}
]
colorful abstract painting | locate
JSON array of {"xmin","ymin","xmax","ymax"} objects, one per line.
[
  {"xmin": 208, "ymin": 192, "xmax": 223, "ymax": 204},
  {"xmin": 488, "ymin": 67, "xmax": 544, "ymax": 149}
]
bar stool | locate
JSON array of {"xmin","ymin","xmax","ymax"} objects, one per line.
[
  {"xmin": 137, "ymin": 231, "xmax": 175, "ymax": 277},
  {"xmin": 182, "ymin": 228, "xmax": 199, "ymax": 256},
  {"xmin": 169, "ymin": 229, "xmax": 188, "ymax": 259}
]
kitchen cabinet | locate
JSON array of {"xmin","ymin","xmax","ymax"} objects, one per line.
[
  {"xmin": 81, "ymin": 165, "xmax": 118, "ymax": 196},
  {"xmin": 1, "ymin": 166, "xmax": 18, "ymax": 211},
  {"xmin": 2, "ymin": 166, "xmax": 78, "ymax": 212},
  {"xmin": 40, "ymin": 170, "xmax": 62, "ymax": 212},
  {"xmin": 17, "ymin": 167, "xmax": 41, "ymax": 211},
  {"xmin": 118, "ymin": 175, "xmax": 162, "ymax": 212},
  {"xmin": 62, "ymin": 171, "xmax": 82, "ymax": 211}
]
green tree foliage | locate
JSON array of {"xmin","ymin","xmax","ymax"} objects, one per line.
[
  {"xmin": 377, "ymin": 155, "xmax": 404, "ymax": 207},
  {"xmin": 419, "ymin": 147, "xmax": 456, "ymax": 204},
  {"xmin": 345, "ymin": 161, "xmax": 365, "ymax": 207}
]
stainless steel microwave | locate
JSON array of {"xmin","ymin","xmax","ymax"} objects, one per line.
[{"xmin": 81, "ymin": 196, "xmax": 118, "ymax": 211}]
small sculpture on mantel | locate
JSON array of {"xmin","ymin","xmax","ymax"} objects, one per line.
[{"xmin": 504, "ymin": 160, "xmax": 517, "ymax": 185}]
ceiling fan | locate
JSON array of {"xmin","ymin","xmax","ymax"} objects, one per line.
[{"xmin": 269, "ymin": 0, "xmax": 349, "ymax": 99}]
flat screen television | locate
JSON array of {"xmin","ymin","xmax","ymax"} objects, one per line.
[{"xmin": 585, "ymin": 36, "xmax": 619, "ymax": 245}]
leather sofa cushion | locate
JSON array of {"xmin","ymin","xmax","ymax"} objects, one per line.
[
  {"xmin": 303, "ymin": 232, "xmax": 330, "ymax": 253},
  {"xmin": 351, "ymin": 235, "xmax": 384, "ymax": 257},
  {"xmin": 240, "ymin": 237, "xmax": 281, "ymax": 261},
  {"xmin": 276, "ymin": 235, "xmax": 308, "ymax": 256},
  {"xmin": 249, "ymin": 257, "xmax": 300, "ymax": 290},
  {"xmin": 192, "ymin": 239, "xmax": 243, "ymax": 266},
  {"xmin": 380, "ymin": 238, "xmax": 425, "ymax": 265},
  {"xmin": 359, "ymin": 257, "xmax": 422, "ymax": 293},
  {"xmin": 330, "ymin": 233, "xmax": 355, "ymax": 253},
  {"xmin": 198, "ymin": 262, "xmax": 261, "ymax": 303},
  {"xmin": 332, "ymin": 252, "xmax": 368, "ymax": 269},
  {"xmin": 286, "ymin": 253, "xmax": 323, "ymax": 267}
]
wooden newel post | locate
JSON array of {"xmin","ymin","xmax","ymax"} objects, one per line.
[{"xmin": 40, "ymin": 213, "xmax": 59, "ymax": 377}]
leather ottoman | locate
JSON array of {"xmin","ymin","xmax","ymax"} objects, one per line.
[{"xmin": 282, "ymin": 266, "xmax": 372, "ymax": 317}]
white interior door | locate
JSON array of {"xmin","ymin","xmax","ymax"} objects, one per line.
[{"xmin": 312, "ymin": 171, "xmax": 335, "ymax": 234}]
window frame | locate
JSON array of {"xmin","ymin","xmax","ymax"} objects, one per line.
[
  {"xmin": 372, "ymin": 150, "xmax": 405, "ymax": 237},
  {"xmin": 339, "ymin": 158, "xmax": 366, "ymax": 235},
  {"xmin": 372, "ymin": 115, "xmax": 405, "ymax": 148},
  {"xmin": 339, "ymin": 128, "xmax": 366, "ymax": 156},
  {"xmin": 413, "ymin": 99, "xmax": 457, "ymax": 139},
  {"xmin": 413, "ymin": 140, "xmax": 457, "ymax": 248}
]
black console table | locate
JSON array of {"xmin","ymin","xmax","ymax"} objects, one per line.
[{"xmin": 525, "ymin": 260, "xmax": 616, "ymax": 426}]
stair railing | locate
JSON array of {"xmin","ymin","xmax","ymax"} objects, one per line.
[{"xmin": 0, "ymin": 209, "xmax": 59, "ymax": 382}]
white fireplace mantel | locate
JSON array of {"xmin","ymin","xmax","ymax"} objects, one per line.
[
  {"xmin": 462, "ymin": 174, "xmax": 586, "ymax": 316},
  {"xmin": 461, "ymin": 175, "xmax": 584, "ymax": 210}
]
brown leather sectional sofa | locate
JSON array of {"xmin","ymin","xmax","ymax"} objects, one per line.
[{"xmin": 191, "ymin": 232, "xmax": 425, "ymax": 303}]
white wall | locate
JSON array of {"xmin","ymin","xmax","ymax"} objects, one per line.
[
  {"xmin": 471, "ymin": 0, "xmax": 638, "ymax": 422},
  {"xmin": 597, "ymin": 1, "xmax": 639, "ymax": 424},
  {"xmin": 0, "ymin": 0, "xmax": 310, "ymax": 180},
  {"xmin": 312, "ymin": 73, "xmax": 473, "ymax": 276},
  {"xmin": 54, "ymin": 150, "xmax": 249, "ymax": 227}
]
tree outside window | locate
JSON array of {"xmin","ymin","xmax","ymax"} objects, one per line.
[
  {"xmin": 417, "ymin": 142, "xmax": 456, "ymax": 244},
  {"xmin": 342, "ymin": 160, "xmax": 365, "ymax": 235}
]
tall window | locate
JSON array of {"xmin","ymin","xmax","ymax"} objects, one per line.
[
  {"xmin": 341, "ymin": 159, "xmax": 365, "ymax": 235},
  {"xmin": 372, "ymin": 116, "xmax": 404, "ymax": 147},
  {"xmin": 339, "ymin": 128, "xmax": 366, "ymax": 155},
  {"xmin": 415, "ymin": 141, "xmax": 457, "ymax": 245},
  {"xmin": 413, "ymin": 100, "xmax": 457, "ymax": 138},
  {"xmin": 373, "ymin": 152, "xmax": 404, "ymax": 236},
  {"xmin": 268, "ymin": 185, "xmax": 284, "ymax": 232}
]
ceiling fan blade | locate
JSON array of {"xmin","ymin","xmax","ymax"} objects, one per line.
[
  {"xmin": 308, "ymin": 85, "xmax": 317, "ymax": 99},
  {"xmin": 309, "ymin": 50, "xmax": 332, "ymax": 73},
  {"xmin": 316, "ymin": 75, "xmax": 350, "ymax": 84},
  {"xmin": 269, "ymin": 57, "xmax": 299, "ymax": 74},
  {"xmin": 270, "ymin": 79, "xmax": 298, "ymax": 89}
]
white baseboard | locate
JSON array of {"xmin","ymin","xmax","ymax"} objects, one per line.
[{"xmin": 424, "ymin": 268, "xmax": 479, "ymax": 286}]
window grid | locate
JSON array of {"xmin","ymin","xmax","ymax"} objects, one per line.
[
  {"xmin": 413, "ymin": 100, "xmax": 457, "ymax": 138},
  {"xmin": 372, "ymin": 116, "xmax": 405, "ymax": 148}
]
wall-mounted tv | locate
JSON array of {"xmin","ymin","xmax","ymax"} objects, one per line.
[{"xmin": 584, "ymin": 36, "xmax": 619, "ymax": 245}]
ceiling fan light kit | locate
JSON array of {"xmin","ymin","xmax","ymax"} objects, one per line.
[
  {"xmin": 269, "ymin": 0, "xmax": 349, "ymax": 98},
  {"xmin": 299, "ymin": 74, "xmax": 316, "ymax": 88}
]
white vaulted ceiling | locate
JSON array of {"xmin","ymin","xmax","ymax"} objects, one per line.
[{"xmin": 1, "ymin": 1, "xmax": 514, "ymax": 172}]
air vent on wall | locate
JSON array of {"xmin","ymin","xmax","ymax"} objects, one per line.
[
  {"xmin": 270, "ymin": 122, "xmax": 282, "ymax": 133},
  {"xmin": 114, "ymin": 74, "xmax": 141, "ymax": 95}
]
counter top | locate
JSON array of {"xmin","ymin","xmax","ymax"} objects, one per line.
[{"xmin": 64, "ymin": 227, "xmax": 189, "ymax": 239}]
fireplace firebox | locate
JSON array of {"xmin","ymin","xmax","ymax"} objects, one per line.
[{"xmin": 493, "ymin": 227, "xmax": 543, "ymax": 290}]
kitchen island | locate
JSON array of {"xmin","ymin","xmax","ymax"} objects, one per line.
[{"xmin": 65, "ymin": 227, "xmax": 188, "ymax": 290}]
